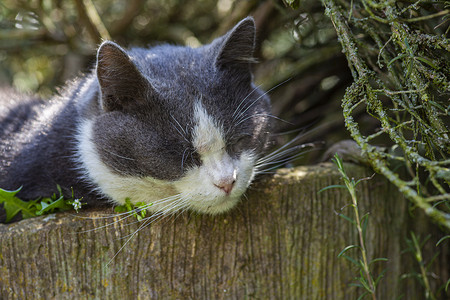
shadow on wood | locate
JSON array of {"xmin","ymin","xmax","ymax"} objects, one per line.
[{"xmin": 0, "ymin": 163, "xmax": 448, "ymax": 299}]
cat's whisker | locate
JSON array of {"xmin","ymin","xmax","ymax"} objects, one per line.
[
  {"xmin": 170, "ymin": 114, "xmax": 188, "ymax": 136},
  {"xmin": 257, "ymin": 149, "xmax": 312, "ymax": 168},
  {"xmin": 171, "ymin": 204, "xmax": 190, "ymax": 223},
  {"xmin": 270, "ymin": 127, "xmax": 308, "ymax": 137},
  {"xmin": 233, "ymin": 113, "xmax": 293, "ymax": 129},
  {"xmin": 181, "ymin": 148, "xmax": 189, "ymax": 171},
  {"xmin": 255, "ymin": 148, "xmax": 317, "ymax": 174},
  {"xmin": 75, "ymin": 211, "xmax": 140, "ymax": 233},
  {"xmin": 256, "ymin": 125, "xmax": 326, "ymax": 167},
  {"xmin": 170, "ymin": 114, "xmax": 190, "ymax": 144},
  {"xmin": 233, "ymin": 78, "xmax": 291, "ymax": 125},
  {"xmin": 137, "ymin": 204, "xmax": 183, "ymax": 229},
  {"xmin": 145, "ymin": 193, "xmax": 191, "ymax": 218},
  {"xmin": 74, "ymin": 195, "xmax": 179, "ymax": 220},
  {"xmin": 83, "ymin": 205, "xmax": 153, "ymax": 218},
  {"xmin": 117, "ymin": 213, "xmax": 166, "ymax": 239},
  {"xmin": 117, "ymin": 207, "xmax": 180, "ymax": 236},
  {"xmin": 118, "ymin": 195, "xmax": 191, "ymax": 239},
  {"xmin": 94, "ymin": 196, "xmax": 188, "ymax": 265},
  {"xmin": 231, "ymin": 84, "xmax": 262, "ymax": 119},
  {"xmin": 263, "ymin": 114, "xmax": 294, "ymax": 125},
  {"xmin": 257, "ymin": 143, "xmax": 315, "ymax": 165},
  {"xmin": 233, "ymin": 113, "xmax": 266, "ymax": 128},
  {"xmin": 150, "ymin": 197, "xmax": 187, "ymax": 219},
  {"xmin": 74, "ymin": 195, "xmax": 183, "ymax": 233},
  {"xmin": 106, "ymin": 217, "xmax": 152, "ymax": 266},
  {"xmin": 257, "ymin": 136, "xmax": 309, "ymax": 165},
  {"xmin": 104, "ymin": 148, "xmax": 136, "ymax": 161},
  {"xmin": 170, "ymin": 124, "xmax": 190, "ymax": 144}
]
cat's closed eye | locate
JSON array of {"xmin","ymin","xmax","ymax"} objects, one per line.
[{"xmin": 229, "ymin": 135, "xmax": 254, "ymax": 154}]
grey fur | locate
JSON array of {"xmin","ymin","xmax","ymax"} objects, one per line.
[{"xmin": 0, "ymin": 17, "xmax": 271, "ymax": 213}]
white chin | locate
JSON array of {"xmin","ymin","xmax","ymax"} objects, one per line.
[{"xmin": 189, "ymin": 194, "xmax": 242, "ymax": 215}]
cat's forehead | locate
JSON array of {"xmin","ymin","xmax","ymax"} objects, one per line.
[
  {"xmin": 129, "ymin": 46, "xmax": 208, "ymax": 78},
  {"xmin": 127, "ymin": 46, "xmax": 261, "ymax": 117}
]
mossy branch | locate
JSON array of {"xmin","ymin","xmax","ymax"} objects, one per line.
[{"xmin": 322, "ymin": 0, "xmax": 450, "ymax": 230}]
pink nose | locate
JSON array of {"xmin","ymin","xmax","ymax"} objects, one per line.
[{"xmin": 214, "ymin": 180, "xmax": 236, "ymax": 195}]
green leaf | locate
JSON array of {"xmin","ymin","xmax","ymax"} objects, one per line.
[
  {"xmin": 114, "ymin": 198, "xmax": 151, "ymax": 221},
  {"xmin": 338, "ymin": 213, "xmax": 356, "ymax": 225},
  {"xmin": 387, "ymin": 53, "xmax": 408, "ymax": 67},
  {"xmin": 361, "ymin": 213, "xmax": 370, "ymax": 240},
  {"xmin": 349, "ymin": 282, "xmax": 363, "ymax": 288},
  {"xmin": 414, "ymin": 56, "xmax": 438, "ymax": 69},
  {"xmin": 342, "ymin": 254, "xmax": 361, "ymax": 267},
  {"xmin": 338, "ymin": 245, "xmax": 360, "ymax": 257},
  {"xmin": 358, "ymin": 272, "xmax": 372, "ymax": 292},
  {"xmin": 425, "ymin": 251, "xmax": 440, "ymax": 271},
  {"xmin": 332, "ymin": 153, "xmax": 344, "ymax": 170},
  {"xmin": 35, "ymin": 196, "xmax": 72, "ymax": 216},
  {"xmin": 318, "ymin": 185, "xmax": 347, "ymax": 193},
  {"xmin": 0, "ymin": 187, "xmax": 38, "ymax": 222},
  {"xmin": 436, "ymin": 235, "xmax": 450, "ymax": 246},
  {"xmin": 125, "ymin": 198, "xmax": 133, "ymax": 211},
  {"xmin": 357, "ymin": 291, "xmax": 370, "ymax": 300},
  {"xmin": 114, "ymin": 205, "xmax": 127, "ymax": 213},
  {"xmin": 369, "ymin": 257, "xmax": 388, "ymax": 265},
  {"xmin": 284, "ymin": 0, "xmax": 300, "ymax": 9},
  {"xmin": 0, "ymin": 185, "xmax": 80, "ymax": 222},
  {"xmin": 406, "ymin": 60, "xmax": 414, "ymax": 78},
  {"xmin": 404, "ymin": 38, "xmax": 411, "ymax": 52},
  {"xmin": 375, "ymin": 269, "xmax": 387, "ymax": 285}
]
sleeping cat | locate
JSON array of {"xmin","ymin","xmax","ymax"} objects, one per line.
[{"xmin": 0, "ymin": 17, "xmax": 271, "ymax": 218}]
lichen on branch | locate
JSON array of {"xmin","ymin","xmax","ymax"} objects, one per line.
[{"xmin": 320, "ymin": 0, "xmax": 450, "ymax": 230}]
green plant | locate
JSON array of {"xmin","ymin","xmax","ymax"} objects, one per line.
[
  {"xmin": 401, "ymin": 233, "xmax": 450, "ymax": 299},
  {"xmin": 437, "ymin": 235, "xmax": 450, "ymax": 293},
  {"xmin": 0, "ymin": 185, "xmax": 83, "ymax": 223},
  {"xmin": 402, "ymin": 233, "xmax": 437, "ymax": 300},
  {"xmin": 114, "ymin": 198, "xmax": 149, "ymax": 221},
  {"xmin": 320, "ymin": 154, "xmax": 387, "ymax": 299}
]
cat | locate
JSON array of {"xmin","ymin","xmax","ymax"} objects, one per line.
[{"xmin": 0, "ymin": 17, "xmax": 273, "ymax": 219}]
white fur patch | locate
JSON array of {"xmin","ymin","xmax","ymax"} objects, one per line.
[{"xmin": 192, "ymin": 101, "xmax": 225, "ymax": 154}]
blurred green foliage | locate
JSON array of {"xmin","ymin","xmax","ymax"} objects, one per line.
[
  {"xmin": 0, "ymin": 0, "xmax": 251, "ymax": 96},
  {"xmin": 0, "ymin": 0, "xmax": 353, "ymax": 159}
]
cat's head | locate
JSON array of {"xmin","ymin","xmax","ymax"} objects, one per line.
[{"xmin": 78, "ymin": 17, "xmax": 271, "ymax": 214}]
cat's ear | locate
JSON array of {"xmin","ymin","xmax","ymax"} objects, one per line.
[
  {"xmin": 96, "ymin": 41, "xmax": 150, "ymax": 112},
  {"xmin": 214, "ymin": 17, "xmax": 256, "ymax": 71}
]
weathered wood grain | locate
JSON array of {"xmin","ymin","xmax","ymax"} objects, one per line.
[{"xmin": 0, "ymin": 163, "xmax": 448, "ymax": 299}]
